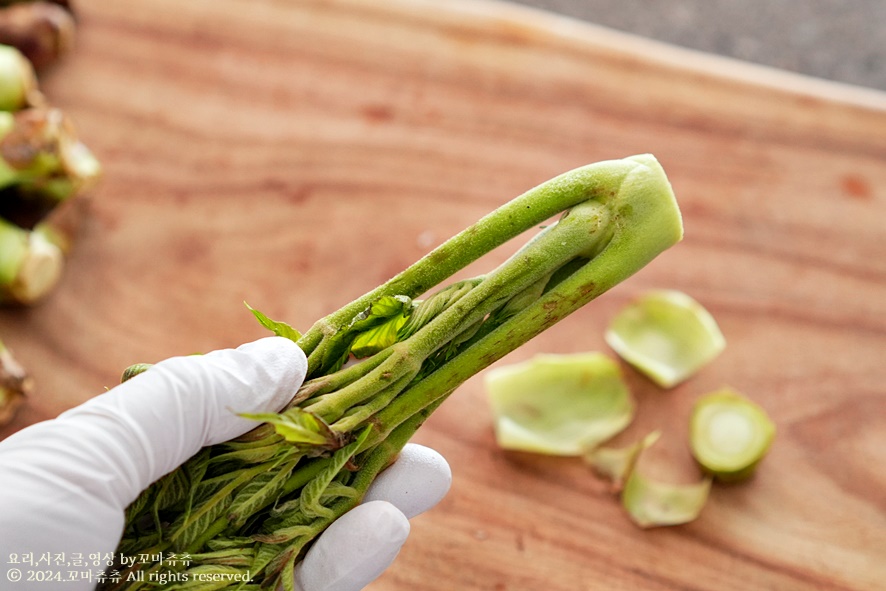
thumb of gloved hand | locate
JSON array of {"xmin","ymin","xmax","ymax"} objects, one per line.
[{"xmin": 0, "ymin": 336, "xmax": 306, "ymax": 590}]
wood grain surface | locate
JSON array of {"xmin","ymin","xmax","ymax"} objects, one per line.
[{"xmin": 2, "ymin": 0, "xmax": 885, "ymax": 589}]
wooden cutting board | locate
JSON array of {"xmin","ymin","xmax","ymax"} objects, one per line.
[{"xmin": 2, "ymin": 0, "xmax": 885, "ymax": 589}]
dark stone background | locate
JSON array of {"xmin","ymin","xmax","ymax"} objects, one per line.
[{"xmin": 512, "ymin": 0, "xmax": 885, "ymax": 91}]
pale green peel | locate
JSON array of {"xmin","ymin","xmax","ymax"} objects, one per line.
[
  {"xmin": 690, "ymin": 387, "xmax": 775, "ymax": 482},
  {"xmin": 586, "ymin": 430, "xmax": 660, "ymax": 491},
  {"xmin": 605, "ymin": 289, "xmax": 725, "ymax": 388},
  {"xmin": 616, "ymin": 433, "xmax": 712, "ymax": 528},
  {"xmin": 589, "ymin": 430, "xmax": 712, "ymax": 528},
  {"xmin": 485, "ymin": 353, "xmax": 635, "ymax": 456},
  {"xmin": 622, "ymin": 467, "xmax": 712, "ymax": 528}
]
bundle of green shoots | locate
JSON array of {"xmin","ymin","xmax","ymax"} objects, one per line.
[
  {"xmin": 0, "ymin": 39, "xmax": 97, "ymax": 424},
  {"xmin": 112, "ymin": 155, "xmax": 683, "ymax": 590},
  {"xmin": 0, "ymin": 42, "xmax": 100, "ymax": 305}
]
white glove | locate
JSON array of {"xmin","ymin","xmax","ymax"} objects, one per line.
[{"xmin": 0, "ymin": 337, "xmax": 451, "ymax": 591}]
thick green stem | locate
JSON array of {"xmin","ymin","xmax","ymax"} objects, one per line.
[
  {"xmin": 370, "ymin": 155, "xmax": 682, "ymax": 441},
  {"xmin": 297, "ymin": 157, "xmax": 645, "ymax": 363},
  {"xmin": 0, "ymin": 43, "xmax": 40, "ymax": 110},
  {"xmin": 302, "ymin": 197, "xmax": 615, "ymax": 421},
  {"xmin": 291, "ymin": 347, "xmax": 396, "ymax": 404},
  {"xmin": 0, "ymin": 214, "xmax": 63, "ymax": 304}
]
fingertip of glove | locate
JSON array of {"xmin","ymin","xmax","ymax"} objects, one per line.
[
  {"xmin": 363, "ymin": 444, "xmax": 452, "ymax": 519},
  {"xmin": 356, "ymin": 500, "xmax": 411, "ymax": 544},
  {"xmin": 295, "ymin": 501, "xmax": 409, "ymax": 591},
  {"xmin": 235, "ymin": 337, "xmax": 307, "ymax": 386}
]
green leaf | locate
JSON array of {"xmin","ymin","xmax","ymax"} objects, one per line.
[
  {"xmin": 266, "ymin": 505, "xmax": 312, "ymax": 529},
  {"xmin": 320, "ymin": 481, "xmax": 358, "ymax": 502},
  {"xmin": 345, "ymin": 295, "xmax": 412, "ymax": 358},
  {"xmin": 208, "ymin": 446, "xmax": 282, "ymax": 465},
  {"xmin": 350, "ymin": 314, "xmax": 409, "ymax": 358},
  {"xmin": 168, "ymin": 465, "xmax": 263, "ymax": 551},
  {"xmin": 239, "ymin": 408, "xmax": 337, "ymax": 448},
  {"xmin": 124, "ymin": 484, "xmax": 154, "ymax": 524},
  {"xmin": 151, "ymin": 467, "xmax": 190, "ymax": 537},
  {"xmin": 245, "ymin": 302, "xmax": 302, "ymax": 342},
  {"xmin": 250, "ymin": 542, "xmax": 285, "ymax": 580},
  {"xmin": 157, "ymin": 463, "xmax": 191, "ymax": 508},
  {"xmin": 300, "ymin": 428, "xmax": 370, "ymax": 519},
  {"xmin": 280, "ymin": 554, "xmax": 296, "ymax": 591},
  {"xmin": 121, "ymin": 363, "xmax": 153, "ymax": 383},
  {"xmin": 182, "ymin": 449, "xmax": 213, "ymax": 524},
  {"xmin": 169, "ymin": 493, "xmax": 232, "ymax": 552},
  {"xmin": 227, "ymin": 457, "xmax": 299, "ymax": 528}
]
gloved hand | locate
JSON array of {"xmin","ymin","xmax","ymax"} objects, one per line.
[{"xmin": 0, "ymin": 337, "xmax": 451, "ymax": 591}]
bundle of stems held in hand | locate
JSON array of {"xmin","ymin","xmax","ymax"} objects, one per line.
[{"xmin": 112, "ymin": 155, "xmax": 684, "ymax": 591}]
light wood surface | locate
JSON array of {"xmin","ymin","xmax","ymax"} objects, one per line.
[{"xmin": 2, "ymin": 1, "xmax": 885, "ymax": 589}]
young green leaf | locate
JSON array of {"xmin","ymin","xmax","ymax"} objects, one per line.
[
  {"xmin": 347, "ymin": 295, "xmax": 412, "ymax": 358},
  {"xmin": 239, "ymin": 407, "xmax": 337, "ymax": 449},
  {"xmin": 121, "ymin": 363, "xmax": 153, "ymax": 383},
  {"xmin": 245, "ymin": 302, "xmax": 302, "ymax": 342},
  {"xmin": 227, "ymin": 457, "xmax": 299, "ymax": 528},
  {"xmin": 350, "ymin": 314, "xmax": 409, "ymax": 358},
  {"xmin": 300, "ymin": 428, "xmax": 370, "ymax": 518}
]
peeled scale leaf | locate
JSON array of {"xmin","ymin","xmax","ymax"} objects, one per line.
[
  {"xmin": 589, "ymin": 431, "xmax": 711, "ymax": 528},
  {"xmin": 586, "ymin": 431, "xmax": 661, "ymax": 491},
  {"xmin": 605, "ymin": 289, "xmax": 725, "ymax": 388},
  {"xmin": 485, "ymin": 353, "xmax": 635, "ymax": 456},
  {"xmin": 622, "ymin": 467, "xmax": 712, "ymax": 528}
]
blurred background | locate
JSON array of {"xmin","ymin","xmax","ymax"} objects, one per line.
[{"xmin": 515, "ymin": 0, "xmax": 886, "ymax": 91}]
